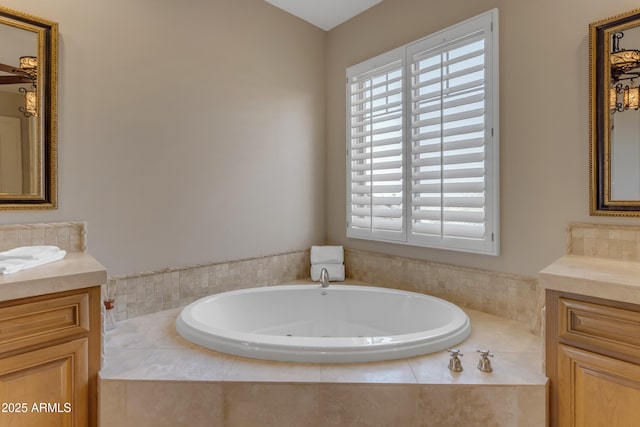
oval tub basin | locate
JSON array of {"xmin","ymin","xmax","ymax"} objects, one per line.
[{"xmin": 176, "ymin": 284, "xmax": 471, "ymax": 363}]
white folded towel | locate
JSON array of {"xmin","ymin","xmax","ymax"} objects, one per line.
[
  {"xmin": 311, "ymin": 264, "xmax": 345, "ymax": 282},
  {"xmin": 310, "ymin": 245, "xmax": 344, "ymax": 265},
  {"xmin": 0, "ymin": 246, "xmax": 67, "ymax": 275}
]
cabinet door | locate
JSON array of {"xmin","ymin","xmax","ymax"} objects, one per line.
[
  {"xmin": 0, "ymin": 338, "xmax": 88, "ymax": 427},
  {"xmin": 558, "ymin": 344, "xmax": 640, "ymax": 427}
]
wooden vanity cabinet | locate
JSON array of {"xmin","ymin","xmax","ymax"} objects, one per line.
[
  {"xmin": 0, "ymin": 286, "xmax": 101, "ymax": 427},
  {"xmin": 546, "ymin": 290, "xmax": 640, "ymax": 427}
]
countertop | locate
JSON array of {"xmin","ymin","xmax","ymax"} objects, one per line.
[
  {"xmin": 0, "ymin": 252, "xmax": 107, "ymax": 302},
  {"xmin": 539, "ymin": 254, "xmax": 640, "ymax": 305}
]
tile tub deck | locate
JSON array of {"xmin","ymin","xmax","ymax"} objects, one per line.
[{"xmin": 99, "ymin": 307, "xmax": 547, "ymax": 426}]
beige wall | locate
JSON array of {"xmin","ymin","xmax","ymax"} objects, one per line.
[
  {"xmin": 326, "ymin": 0, "xmax": 640, "ymax": 277},
  {"xmin": 0, "ymin": 0, "xmax": 326, "ymax": 275},
  {"xmin": 3, "ymin": 0, "xmax": 640, "ymax": 279}
]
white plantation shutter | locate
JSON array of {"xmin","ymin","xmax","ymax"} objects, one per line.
[
  {"xmin": 346, "ymin": 10, "xmax": 499, "ymax": 255},
  {"xmin": 347, "ymin": 48, "xmax": 406, "ymax": 241},
  {"xmin": 408, "ymin": 12, "xmax": 498, "ymax": 254}
]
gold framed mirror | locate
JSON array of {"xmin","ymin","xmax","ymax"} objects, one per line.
[{"xmin": 0, "ymin": 6, "xmax": 57, "ymax": 209}]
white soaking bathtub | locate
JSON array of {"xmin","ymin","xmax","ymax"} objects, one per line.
[{"xmin": 175, "ymin": 284, "xmax": 471, "ymax": 363}]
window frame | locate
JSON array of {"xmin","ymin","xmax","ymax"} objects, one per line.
[{"xmin": 346, "ymin": 9, "xmax": 499, "ymax": 256}]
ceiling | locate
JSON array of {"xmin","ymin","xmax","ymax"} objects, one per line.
[{"xmin": 264, "ymin": 0, "xmax": 384, "ymax": 31}]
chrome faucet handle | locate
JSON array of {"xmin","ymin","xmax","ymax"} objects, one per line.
[
  {"xmin": 447, "ymin": 348, "xmax": 464, "ymax": 372},
  {"xmin": 477, "ymin": 349, "xmax": 494, "ymax": 372},
  {"xmin": 448, "ymin": 348, "xmax": 463, "ymax": 357}
]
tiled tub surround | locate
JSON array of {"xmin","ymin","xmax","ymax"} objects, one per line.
[
  {"xmin": 99, "ymin": 307, "xmax": 547, "ymax": 426},
  {"xmin": 344, "ymin": 249, "xmax": 541, "ymax": 334},
  {"xmin": 108, "ymin": 248, "xmax": 541, "ymax": 334},
  {"xmin": 109, "ymin": 250, "xmax": 311, "ymax": 321}
]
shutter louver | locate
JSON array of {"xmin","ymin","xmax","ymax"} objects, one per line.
[{"xmin": 347, "ymin": 59, "xmax": 405, "ymax": 240}]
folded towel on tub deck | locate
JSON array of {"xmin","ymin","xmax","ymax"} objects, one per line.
[
  {"xmin": 310, "ymin": 245, "xmax": 344, "ymax": 265},
  {"xmin": 310, "ymin": 264, "xmax": 345, "ymax": 282},
  {"xmin": 0, "ymin": 246, "xmax": 67, "ymax": 275}
]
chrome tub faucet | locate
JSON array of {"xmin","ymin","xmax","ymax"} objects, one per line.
[{"xmin": 320, "ymin": 267, "xmax": 330, "ymax": 288}]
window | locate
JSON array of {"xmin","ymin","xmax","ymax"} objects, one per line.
[{"xmin": 346, "ymin": 9, "xmax": 499, "ymax": 255}]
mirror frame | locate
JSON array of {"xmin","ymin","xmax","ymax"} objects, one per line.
[{"xmin": 0, "ymin": 6, "xmax": 57, "ymax": 209}]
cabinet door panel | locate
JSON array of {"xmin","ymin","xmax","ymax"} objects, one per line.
[
  {"xmin": 0, "ymin": 292, "xmax": 89, "ymax": 354},
  {"xmin": 559, "ymin": 344, "xmax": 640, "ymax": 427},
  {"xmin": 0, "ymin": 338, "xmax": 88, "ymax": 427},
  {"xmin": 559, "ymin": 297, "xmax": 640, "ymax": 359}
]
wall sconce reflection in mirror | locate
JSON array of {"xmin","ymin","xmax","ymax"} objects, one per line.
[
  {"xmin": 610, "ymin": 32, "xmax": 640, "ymax": 112},
  {"xmin": 0, "ymin": 55, "xmax": 38, "ymax": 117}
]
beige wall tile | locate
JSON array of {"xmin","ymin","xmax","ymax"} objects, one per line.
[
  {"xmin": 319, "ymin": 384, "xmax": 418, "ymax": 427},
  {"xmin": 0, "ymin": 222, "xmax": 85, "ymax": 252},
  {"xmin": 223, "ymin": 383, "xmax": 320, "ymax": 427},
  {"xmin": 110, "ymin": 249, "xmax": 311, "ymax": 321},
  {"xmin": 98, "ymin": 379, "xmax": 127, "ymax": 427},
  {"xmin": 417, "ymin": 385, "xmax": 545, "ymax": 426},
  {"xmin": 224, "ymin": 359, "xmax": 322, "ymax": 383},
  {"xmin": 515, "ymin": 384, "xmax": 548, "ymax": 427},
  {"xmin": 569, "ymin": 222, "xmax": 640, "ymax": 263},
  {"xmin": 320, "ymin": 360, "xmax": 417, "ymax": 384},
  {"xmin": 344, "ymin": 249, "xmax": 540, "ymax": 333},
  {"xmin": 124, "ymin": 381, "xmax": 222, "ymax": 427}
]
